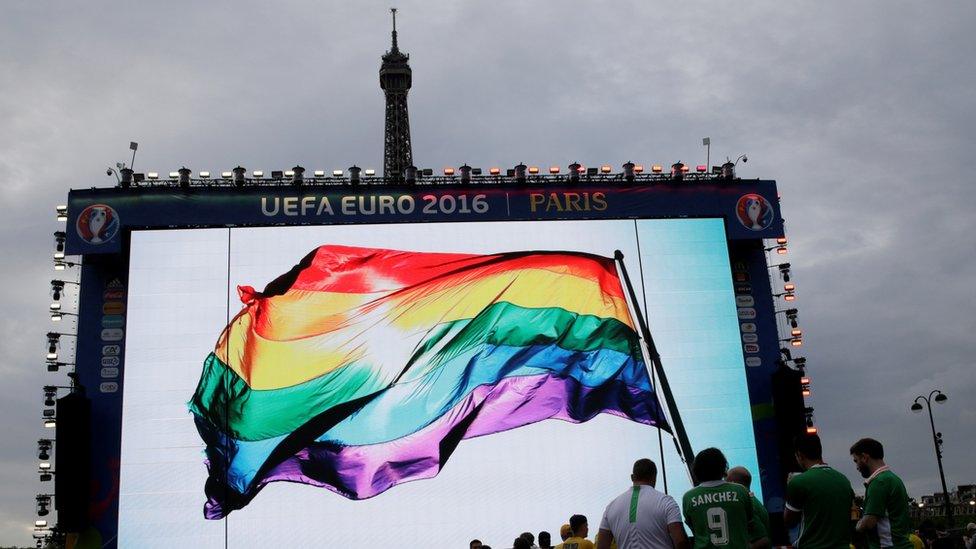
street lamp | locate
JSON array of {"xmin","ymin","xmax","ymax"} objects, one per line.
[{"xmin": 912, "ymin": 390, "xmax": 952, "ymax": 527}]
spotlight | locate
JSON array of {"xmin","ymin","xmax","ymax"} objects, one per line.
[
  {"xmin": 568, "ymin": 162, "xmax": 581, "ymax": 183},
  {"xmin": 36, "ymin": 495, "xmax": 50, "ymax": 516},
  {"xmin": 50, "ymin": 312, "xmax": 62, "ymax": 322},
  {"xmin": 777, "ymin": 263, "xmax": 792, "ymax": 282},
  {"xmin": 489, "ymin": 167, "xmax": 501, "ymax": 176},
  {"xmin": 168, "ymin": 171, "xmax": 179, "ymax": 179},
  {"xmin": 39, "ymin": 473, "xmax": 52, "ymax": 482},
  {"xmin": 38, "ymin": 462, "xmax": 51, "ymax": 470},
  {"xmin": 43, "ymin": 419, "xmax": 56, "ymax": 429},
  {"xmin": 34, "ymin": 520, "xmax": 47, "ymax": 528},
  {"xmin": 232, "ymin": 166, "xmax": 246, "ymax": 187},
  {"xmin": 348, "ymin": 166, "xmax": 361, "ymax": 185},
  {"xmin": 622, "ymin": 161, "xmax": 635, "ymax": 181},
  {"xmin": 178, "ymin": 167, "xmax": 191, "ymax": 189},
  {"xmin": 50, "ymin": 281, "xmax": 64, "ymax": 301},
  {"xmin": 147, "ymin": 172, "xmax": 159, "ymax": 180},
  {"xmin": 313, "ymin": 170, "xmax": 326, "ymax": 178},
  {"xmin": 404, "ymin": 165, "xmax": 418, "ymax": 184},
  {"xmin": 53, "ymin": 231, "xmax": 66, "ymax": 256},
  {"xmin": 55, "ymin": 206, "xmax": 68, "ymax": 223},
  {"xmin": 776, "ymin": 237, "xmax": 788, "ymax": 244},
  {"xmin": 696, "ymin": 165, "xmax": 707, "ymax": 173},
  {"xmin": 49, "ymin": 302, "xmax": 61, "ymax": 311},
  {"xmin": 41, "ymin": 409, "xmax": 55, "ymax": 418},
  {"xmin": 221, "ymin": 171, "xmax": 232, "ymax": 179},
  {"xmin": 671, "ymin": 162, "xmax": 685, "ymax": 181},
  {"xmin": 784, "ymin": 283, "xmax": 795, "ymax": 291},
  {"xmin": 43, "ymin": 386, "xmax": 56, "ymax": 407},
  {"xmin": 199, "ymin": 171, "xmax": 211, "ymax": 179},
  {"xmin": 291, "ymin": 166, "xmax": 305, "ymax": 186},
  {"xmin": 37, "ymin": 439, "xmax": 51, "ymax": 461},
  {"xmin": 791, "ymin": 328, "xmax": 802, "ymax": 337},
  {"xmin": 443, "ymin": 167, "xmax": 456, "ymax": 176},
  {"xmin": 284, "ymin": 170, "xmax": 294, "ymax": 177},
  {"xmin": 651, "ymin": 165, "xmax": 663, "ymax": 173},
  {"xmin": 548, "ymin": 166, "xmax": 560, "ymax": 174},
  {"xmin": 528, "ymin": 166, "xmax": 540, "ymax": 175},
  {"xmin": 633, "ymin": 164, "xmax": 644, "ymax": 173},
  {"xmin": 600, "ymin": 165, "xmax": 612, "ymax": 174},
  {"xmin": 364, "ymin": 168, "xmax": 376, "ymax": 176},
  {"xmin": 252, "ymin": 170, "xmax": 264, "ymax": 178},
  {"xmin": 514, "ymin": 163, "xmax": 527, "ymax": 183},
  {"xmin": 332, "ymin": 170, "xmax": 344, "ymax": 177},
  {"xmin": 271, "ymin": 170, "xmax": 284, "ymax": 180}
]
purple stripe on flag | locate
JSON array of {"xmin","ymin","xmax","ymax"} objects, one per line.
[{"xmin": 202, "ymin": 373, "xmax": 659, "ymax": 518}]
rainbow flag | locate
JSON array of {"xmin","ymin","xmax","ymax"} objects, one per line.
[{"xmin": 190, "ymin": 245, "xmax": 669, "ymax": 518}]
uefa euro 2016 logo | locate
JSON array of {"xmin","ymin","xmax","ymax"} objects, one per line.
[
  {"xmin": 76, "ymin": 204, "xmax": 120, "ymax": 245},
  {"xmin": 735, "ymin": 194, "xmax": 774, "ymax": 231}
]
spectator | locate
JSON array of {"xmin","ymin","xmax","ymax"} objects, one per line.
[
  {"xmin": 597, "ymin": 458, "xmax": 689, "ymax": 549},
  {"xmin": 522, "ymin": 532, "xmax": 538, "ymax": 548},
  {"xmin": 557, "ymin": 514, "xmax": 595, "ymax": 549},
  {"xmin": 783, "ymin": 433, "xmax": 854, "ymax": 549},
  {"xmin": 963, "ymin": 523, "xmax": 975, "ymax": 549},
  {"xmin": 682, "ymin": 448, "xmax": 753, "ymax": 549},
  {"xmin": 470, "ymin": 540, "xmax": 483, "ymax": 549},
  {"xmin": 515, "ymin": 537, "xmax": 532, "ymax": 549},
  {"xmin": 560, "ymin": 524, "xmax": 573, "ymax": 542},
  {"xmin": 539, "ymin": 531, "xmax": 553, "ymax": 549},
  {"xmin": 851, "ymin": 438, "xmax": 913, "ymax": 549},
  {"xmin": 726, "ymin": 466, "xmax": 771, "ymax": 549}
]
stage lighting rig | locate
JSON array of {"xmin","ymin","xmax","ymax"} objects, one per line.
[
  {"xmin": 55, "ymin": 205, "xmax": 68, "ymax": 222},
  {"xmin": 770, "ymin": 262, "xmax": 792, "ymax": 282},
  {"xmin": 53, "ymin": 232, "xmax": 66, "ymax": 259},
  {"xmin": 43, "ymin": 386, "xmax": 57, "ymax": 407},
  {"xmin": 43, "ymin": 418, "xmax": 56, "ymax": 429},
  {"xmin": 37, "ymin": 439, "xmax": 52, "ymax": 461},
  {"xmin": 623, "ymin": 161, "xmax": 635, "ymax": 181},
  {"xmin": 36, "ymin": 495, "xmax": 51, "ymax": 516},
  {"xmin": 670, "ymin": 162, "xmax": 685, "ymax": 181},
  {"xmin": 38, "ymin": 464, "xmax": 54, "ymax": 482}
]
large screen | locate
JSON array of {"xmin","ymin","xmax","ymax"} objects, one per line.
[{"xmin": 118, "ymin": 218, "xmax": 758, "ymax": 548}]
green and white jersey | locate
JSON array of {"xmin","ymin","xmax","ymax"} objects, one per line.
[
  {"xmin": 682, "ymin": 481, "xmax": 753, "ymax": 549},
  {"xmin": 749, "ymin": 494, "xmax": 770, "ymax": 543},
  {"xmin": 863, "ymin": 468, "xmax": 913, "ymax": 549},
  {"xmin": 786, "ymin": 464, "xmax": 854, "ymax": 549}
]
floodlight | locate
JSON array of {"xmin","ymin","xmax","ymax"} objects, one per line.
[
  {"xmin": 169, "ymin": 172, "xmax": 179, "ymax": 179},
  {"xmin": 443, "ymin": 167, "xmax": 455, "ymax": 176},
  {"xmin": 43, "ymin": 419, "xmax": 56, "ymax": 428},
  {"xmin": 528, "ymin": 166, "xmax": 540, "ymax": 175},
  {"xmin": 600, "ymin": 165, "xmax": 612, "ymax": 174},
  {"xmin": 633, "ymin": 164, "xmax": 644, "ymax": 173},
  {"xmin": 651, "ymin": 165, "xmax": 663, "ymax": 173},
  {"xmin": 549, "ymin": 166, "xmax": 560, "ymax": 174},
  {"xmin": 271, "ymin": 170, "xmax": 284, "ymax": 180},
  {"xmin": 252, "ymin": 170, "xmax": 264, "ymax": 178},
  {"xmin": 50, "ymin": 312, "xmax": 62, "ymax": 322},
  {"xmin": 313, "ymin": 170, "xmax": 326, "ymax": 178},
  {"xmin": 364, "ymin": 169, "xmax": 376, "ymax": 176},
  {"xmin": 55, "ymin": 206, "xmax": 68, "ymax": 222},
  {"xmin": 38, "ymin": 462, "xmax": 51, "ymax": 470},
  {"xmin": 489, "ymin": 167, "xmax": 501, "ymax": 176},
  {"xmin": 35, "ymin": 520, "xmax": 47, "ymax": 528},
  {"xmin": 221, "ymin": 171, "xmax": 232, "ymax": 179},
  {"xmin": 199, "ymin": 171, "xmax": 211, "ymax": 179},
  {"xmin": 777, "ymin": 237, "xmax": 788, "ymax": 244},
  {"xmin": 147, "ymin": 172, "xmax": 159, "ymax": 179},
  {"xmin": 696, "ymin": 165, "xmax": 707, "ymax": 173},
  {"xmin": 332, "ymin": 170, "xmax": 344, "ymax": 177},
  {"xmin": 284, "ymin": 170, "xmax": 295, "ymax": 177},
  {"xmin": 53, "ymin": 231, "xmax": 66, "ymax": 254}
]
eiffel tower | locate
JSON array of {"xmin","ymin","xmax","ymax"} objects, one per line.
[{"xmin": 380, "ymin": 8, "xmax": 414, "ymax": 182}]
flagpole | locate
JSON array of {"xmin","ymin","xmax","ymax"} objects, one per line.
[{"xmin": 614, "ymin": 250, "xmax": 695, "ymax": 480}]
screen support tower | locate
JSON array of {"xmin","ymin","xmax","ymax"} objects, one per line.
[
  {"xmin": 614, "ymin": 250, "xmax": 696, "ymax": 482},
  {"xmin": 380, "ymin": 8, "xmax": 414, "ymax": 183}
]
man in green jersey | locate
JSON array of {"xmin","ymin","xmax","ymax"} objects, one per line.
[
  {"xmin": 784, "ymin": 433, "xmax": 854, "ymax": 549},
  {"xmin": 683, "ymin": 448, "xmax": 753, "ymax": 549},
  {"xmin": 850, "ymin": 438, "xmax": 913, "ymax": 549},
  {"xmin": 727, "ymin": 466, "xmax": 770, "ymax": 549}
]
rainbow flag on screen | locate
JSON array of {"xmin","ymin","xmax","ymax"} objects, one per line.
[{"xmin": 189, "ymin": 245, "xmax": 669, "ymax": 518}]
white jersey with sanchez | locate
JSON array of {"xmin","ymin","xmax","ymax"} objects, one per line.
[{"xmin": 600, "ymin": 484, "xmax": 683, "ymax": 549}]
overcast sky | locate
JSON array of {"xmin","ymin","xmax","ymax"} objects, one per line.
[{"xmin": 2, "ymin": 1, "xmax": 975, "ymax": 545}]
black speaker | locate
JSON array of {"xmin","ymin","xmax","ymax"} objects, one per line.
[
  {"xmin": 55, "ymin": 392, "xmax": 91, "ymax": 531},
  {"xmin": 771, "ymin": 363, "xmax": 806, "ymax": 478}
]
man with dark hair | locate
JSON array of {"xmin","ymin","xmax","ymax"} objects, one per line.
[
  {"xmin": 521, "ymin": 532, "xmax": 538, "ymax": 548},
  {"xmin": 726, "ymin": 466, "xmax": 771, "ymax": 549},
  {"xmin": 783, "ymin": 433, "xmax": 854, "ymax": 549},
  {"xmin": 557, "ymin": 515, "xmax": 595, "ymax": 549},
  {"xmin": 682, "ymin": 448, "xmax": 753, "ymax": 549},
  {"xmin": 539, "ymin": 531, "xmax": 553, "ymax": 549},
  {"xmin": 598, "ymin": 458, "xmax": 689, "ymax": 549},
  {"xmin": 515, "ymin": 537, "xmax": 532, "ymax": 549},
  {"xmin": 470, "ymin": 540, "xmax": 483, "ymax": 549},
  {"xmin": 850, "ymin": 438, "xmax": 912, "ymax": 549}
]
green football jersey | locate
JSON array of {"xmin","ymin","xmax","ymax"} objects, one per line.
[
  {"xmin": 683, "ymin": 481, "xmax": 753, "ymax": 549},
  {"xmin": 749, "ymin": 494, "xmax": 770, "ymax": 542},
  {"xmin": 863, "ymin": 469, "xmax": 913, "ymax": 549},
  {"xmin": 786, "ymin": 464, "xmax": 854, "ymax": 549}
]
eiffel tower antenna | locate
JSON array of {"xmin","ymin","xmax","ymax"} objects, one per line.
[{"xmin": 380, "ymin": 7, "xmax": 414, "ymax": 182}]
